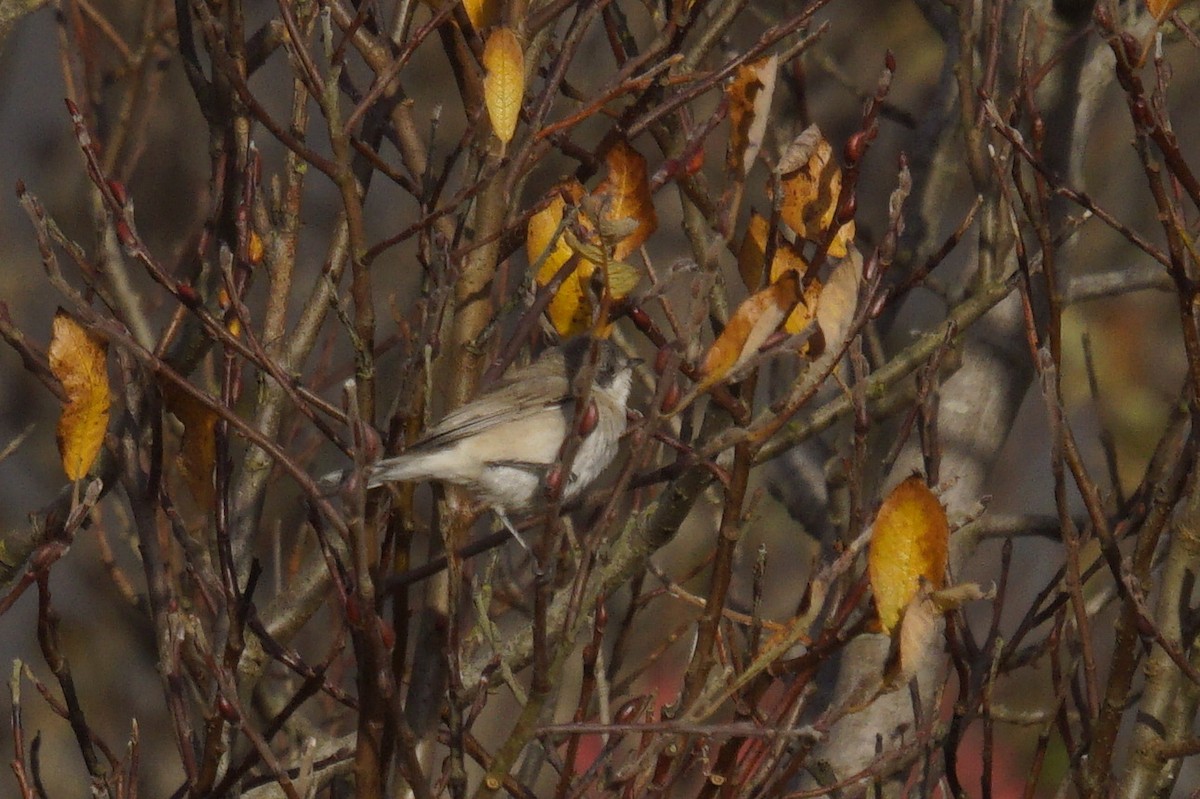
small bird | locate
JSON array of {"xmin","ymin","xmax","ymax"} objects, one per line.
[{"xmin": 348, "ymin": 337, "xmax": 639, "ymax": 540}]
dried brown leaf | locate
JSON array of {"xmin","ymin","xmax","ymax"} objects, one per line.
[
  {"xmin": 163, "ymin": 382, "xmax": 217, "ymax": 508},
  {"xmin": 890, "ymin": 580, "xmax": 990, "ymax": 687},
  {"xmin": 726, "ymin": 55, "xmax": 778, "ymax": 176},
  {"xmin": 814, "ymin": 245, "xmax": 862, "ymax": 352}
]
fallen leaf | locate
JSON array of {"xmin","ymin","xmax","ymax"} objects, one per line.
[
  {"xmin": 778, "ymin": 125, "xmax": 855, "ymax": 257},
  {"xmin": 726, "ymin": 55, "xmax": 778, "ymax": 176},
  {"xmin": 482, "ymin": 27, "xmax": 524, "ymax": 147},
  {"xmin": 698, "ymin": 271, "xmax": 800, "ymax": 390},
  {"xmin": 868, "ymin": 475, "xmax": 949, "ymax": 634},
  {"xmin": 163, "ymin": 382, "xmax": 217, "ymax": 508},
  {"xmin": 593, "ymin": 139, "xmax": 657, "ymax": 260},
  {"xmin": 48, "ymin": 310, "xmax": 110, "ymax": 480}
]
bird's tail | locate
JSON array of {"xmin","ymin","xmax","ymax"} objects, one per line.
[
  {"xmin": 317, "ymin": 450, "xmax": 448, "ymax": 493},
  {"xmin": 365, "ymin": 452, "xmax": 429, "ymax": 488}
]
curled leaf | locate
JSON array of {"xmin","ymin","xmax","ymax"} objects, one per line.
[
  {"xmin": 889, "ymin": 580, "xmax": 991, "ymax": 687},
  {"xmin": 869, "ymin": 476, "xmax": 950, "ymax": 633},
  {"xmin": 814, "ymin": 245, "xmax": 862, "ymax": 353},
  {"xmin": 698, "ymin": 271, "xmax": 800, "ymax": 391},
  {"xmin": 778, "ymin": 125, "xmax": 855, "ymax": 257},
  {"xmin": 482, "ymin": 27, "xmax": 524, "ymax": 147},
  {"xmin": 48, "ymin": 310, "xmax": 110, "ymax": 480},
  {"xmin": 726, "ymin": 55, "xmax": 778, "ymax": 176}
]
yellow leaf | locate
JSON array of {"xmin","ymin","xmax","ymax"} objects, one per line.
[
  {"xmin": 726, "ymin": 55, "xmax": 777, "ymax": 176},
  {"xmin": 529, "ymin": 183, "xmax": 640, "ymax": 336},
  {"xmin": 778, "ymin": 125, "xmax": 855, "ymax": 257},
  {"xmin": 482, "ymin": 27, "xmax": 524, "ymax": 147},
  {"xmin": 247, "ymin": 231, "xmax": 264, "ymax": 266},
  {"xmin": 163, "ymin": 382, "xmax": 217, "ymax": 508},
  {"xmin": 593, "ymin": 140, "xmax": 657, "ymax": 260},
  {"xmin": 463, "ymin": 0, "xmax": 501, "ymax": 29},
  {"xmin": 528, "ymin": 186, "xmax": 580, "ymax": 279},
  {"xmin": 530, "ymin": 183, "xmax": 588, "ymax": 336},
  {"xmin": 869, "ymin": 476, "xmax": 950, "ymax": 634},
  {"xmin": 48, "ymin": 310, "xmax": 110, "ymax": 480},
  {"xmin": 698, "ymin": 271, "xmax": 800, "ymax": 391}
]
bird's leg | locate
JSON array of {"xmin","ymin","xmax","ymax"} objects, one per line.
[
  {"xmin": 495, "ymin": 510, "xmax": 549, "ymax": 576},
  {"xmin": 495, "ymin": 509, "xmax": 532, "ymax": 553}
]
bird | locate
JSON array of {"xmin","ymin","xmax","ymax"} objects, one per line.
[{"xmin": 337, "ymin": 337, "xmax": 639, "ymax": 543}]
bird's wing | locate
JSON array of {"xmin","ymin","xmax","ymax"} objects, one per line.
[{"xmin": 409, "ymin": 372, "xmax": 572, "ymax": 452}]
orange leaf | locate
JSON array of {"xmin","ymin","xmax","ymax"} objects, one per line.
[
  {"xmin": 868, "ymin": 476, "xmax": 949, "ymax": 634},
  {"xmin": 783, "ymin": 276, "xmax": 823, "ymax": 338},
  {"xmin": 463, "ymin": 0, "xmax": 501, "ymax": 29},
  {"xmin": 778, "ymin": 125, "xmax": 855, "ymax": 257},
  {"xmin": 48, "ymin": 310, "xmax": 110, "ymax": 480},
  {"xmin": 482, "ymin": 27, "xmax": 524, "ymax": 147},
  {"xmin": 738, "ymin": 210, "xmax": 809, "ymax": 285},
  {"xmin": 1146, "ymin": 0, "xmax": 1180, "ymax": 19},
  {"xmin": 726, "ymin": 55, "xmax": 777, "ymax": 176},
  {"xmin": 593, "ymin": 140, "xmax": 657, "ymax": 260},
  {"xmin": 698, "ymin": 271, "xmax": 800, "ymax": 390},
  {"xmin": 737, "ymin": 212, "xmax": 770, "ymax": 291},
  {"xmin": 737, "ymin": 212, "xmax": 820, "ymax": 338},
  {"xmin": 163, "ymin": 382, "xmax": 217, "ymax": 508}
]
